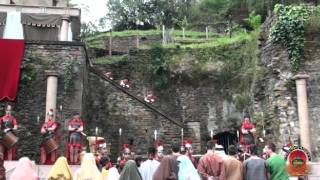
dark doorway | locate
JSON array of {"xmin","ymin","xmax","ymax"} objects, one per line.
[{"xmin": 213, "ymin": 132, "xmax": 238, "ymax": 153}]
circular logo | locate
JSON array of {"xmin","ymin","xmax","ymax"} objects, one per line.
[{"xmin": 286, "ymin": 145, "xmax": 311, "ymax": 176}]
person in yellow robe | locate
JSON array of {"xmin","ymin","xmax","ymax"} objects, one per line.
[
  {"xmin": 47, "ymin": 156, "xmax": 73, "ymax": 180},
  {"xmin": 74, "ymin": 153, "xmax": 103, "ymax": 180}
]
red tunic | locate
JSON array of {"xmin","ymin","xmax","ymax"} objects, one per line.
[
  {"xmin": 66, "ymin": 118, "xmax": 83, "ymax": 164},
  {"xmin": 0, "ymin": 114, "xmax": 18, "ymax": 160},
  {"xmin": 239, "ymin": 120, "xmax": 256, "ymax": 147},
  {"xmin": 40, "ymin": 120, "xmax": 59, "ymax": 165}
]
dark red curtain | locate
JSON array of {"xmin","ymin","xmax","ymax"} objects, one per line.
[{"xmin": 0, "ymin": 39, "xmax": 25, "ymax": 101}]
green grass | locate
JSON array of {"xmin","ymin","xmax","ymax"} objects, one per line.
[
  {"xmin": 85, "ymin": 29, "xmax": 223, "ymax": 48},
  {"xmin": 159, "ymin": 30, "xmax": 259, "ymax": 49},
  {"xmin": 85, "ymin": 28, "xmax": 259, "ymax": 51}
]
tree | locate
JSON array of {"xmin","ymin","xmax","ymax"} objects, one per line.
[{"xmin": 107, "ymin": 0, "xmax": 157, "ymax": 31}]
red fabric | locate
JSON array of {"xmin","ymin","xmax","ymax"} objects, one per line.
[
  {"xmin": 40, "ymin": 121, "xmax": 60, "ymax": 165},
  {"xmin": 0, "ymin": 114, "xmax": 18, "ymax": 126},
  {"xmin": 0, "ymin": 39, "xmax": 25, "ymax": 101},
  {"xmin": 239, "ymin": 120, "xmax": 256, "ymax": 146}
]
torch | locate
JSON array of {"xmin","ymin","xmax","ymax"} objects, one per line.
[{"xmin": 181, "ymin": 128, "xmax": 184, "ymax": 145}]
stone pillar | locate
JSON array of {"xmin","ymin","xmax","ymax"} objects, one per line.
[
  {"xmin": 186, "ymin": 121, "xmax": 201, "ymax": 153},
  {"xmin": 293, "ymin": 74, "xmax": 311, "ymax": 151},
  {"xmin": 60, "ymin": 15, "xmax": 70, "ymax": 41},
  {"xmin": 45, "ymin": 70, "xmax": 59, "ymax": 121}
]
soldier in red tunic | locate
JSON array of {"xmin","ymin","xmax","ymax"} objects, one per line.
[
  {"xmin": 66, "ymin": 112, "xmax": 84, "ymax": 165},
  {"xmin": 0, "ymin": 105, "xmax": 18, "ymax": 160},
  {"xmin": 119, "ymin": 144, "xmax": 131, "ymax": 170},
  {"xmin": 40, "ymin": 109, "xmax": 59, "ymax": 165},
  {"xmin": 239, "ymin": 113, "xmax": 256, "ymax": 153},
  {"xmin": 155, "ymin": 141, "xmax": 164, "ymax": 162}
]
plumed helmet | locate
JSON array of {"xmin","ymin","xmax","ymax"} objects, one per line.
[{"xmin": 47, "ymin": 108, "xmax": 54, "ymax": 116}]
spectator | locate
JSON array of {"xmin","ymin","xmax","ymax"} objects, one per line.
[
  {"xmin": 265, "ymin": 143, "xmax": 289, "ymax": 180},
  {"xmin": 224, "ymin": 145, "xmax": 243, "ymax": 180},
  {"xmin": 243, "ymin": 145, "xmax": 268, "ymax": 180}
]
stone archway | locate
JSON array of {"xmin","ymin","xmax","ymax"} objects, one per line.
[{"xmin": 213, "ymin": 131, "xmax": 238, "ymax": 153}]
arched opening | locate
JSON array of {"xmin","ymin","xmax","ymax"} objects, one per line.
[{"xmin": 213, "ymin": 131, "xmax": 238, "ymax": 153}]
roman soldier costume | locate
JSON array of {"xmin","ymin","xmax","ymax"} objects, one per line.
[
  {"xmin": 40, "ymin": 109, "xmax": 60, "ymax": 165},
  {"xmin": 239, "ymin": 113, "xmax": 256, "ymax": 152},
  {"xmin": 66, "ymin": 113, "xmax": 84, "ymax": 165},
  {"xmin": 119, "ymin": 144, "xmax": 130, "ymax": 170},
  {"xmin": 155, "ymin": 140, "xmax": 164, "ymax": 162},
  {"xmin": 0, "ymin": 105, "xmax": 18, "ymax": 160}
]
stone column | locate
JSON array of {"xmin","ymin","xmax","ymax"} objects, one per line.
[
  {"xmin": 45, "ymin": 70, "xmax": 59, "ymax": 121},
  {"xmin": 60, "ymin": 15, "xmax": 70, "ymax": 41},
  {"xmin": 293, "ymin": 74, "xmax": 311, "ymax": 151},
  {"xmin": 186, "ymin": 121, "xmax": 201, "ymax": 153}
]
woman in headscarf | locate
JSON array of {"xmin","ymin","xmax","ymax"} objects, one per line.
[
  {"xmin": 177, "ymin": 155, "xmax": 200, "ymax": 180},
  {"xmin": 9, "ymin": 157, "xmax": 38, "ymax": 180},
  {"xmin": 74, "ymin": 153, "xmax": 102, "ymax": 180},
  {"xmin": 46, "ymin": 156, "xmax": 72, "ymax": 180},
  {"xmin": 119, "ymin": 160, "xmax": 142, "ymax": 180},
  {"xmin": 153, "ymin": 156, "xmax": 178, "ymax": 180}
]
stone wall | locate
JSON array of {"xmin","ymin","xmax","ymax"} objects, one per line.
[
  {"xmin": 253, "ymin": 15, "xmax": 320, "ymax": 156},
  {"xmin": 0, "ymin": 41, "xmax": 87, "ymax": 161},
  {"xmin": 89, "ymin": 41, "xmax": 256, "ymax": 154},
  {"xmin": 105, "ymin": 34, "xmax": 162, "ymax": 54},
  {"xmin": 84, "ymin": 72, "xmax": 183, "ymax": 158}
]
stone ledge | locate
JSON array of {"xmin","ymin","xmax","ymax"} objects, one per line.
[{"xmin": 25, "ymin": 40, "xmax": 85, "ymax": 46}]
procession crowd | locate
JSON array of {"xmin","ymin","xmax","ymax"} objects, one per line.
[
  {"xmin": 0, "ymin": 105, "xmax": 291, "ymax": 180},
  {"xmin": 0, "ymin": 140, "xmax": 290, "ymax": 180}
]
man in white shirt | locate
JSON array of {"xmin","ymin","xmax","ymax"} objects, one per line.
[{"xmin": 139, "ymin": 147, "xmax": 160, "ymax": 180}]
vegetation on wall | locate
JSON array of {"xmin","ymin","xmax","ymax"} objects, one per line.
[
  {"xmin": 145, "ymin": 30, "xmax": 258, "ymax": 111},
  {"xmin": 269, "ymin": 4, "xmax": 315, "ymax": 72},
  {"xmin": 62, "ymin": 60, "xmax": 76, "ymax": 93},
  {"xmin": 149, "ymin": 44, "xmax": 170, "ymax": 89}
]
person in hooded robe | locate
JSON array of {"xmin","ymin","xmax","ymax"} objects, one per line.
[
  {"xmin": 74, "ymin": 153, "xmax": 103, "ymax": 180},
  {"xmin": 47, "ymin": 156, "xmax": 72, "ymax": 180},
  {"xmin": 9, "ymin": 157, "xmax": 38, "ymax": 180},
  {"xmin": 177, "ymin": 155, "xmax": 201, "ymax": 180},
  {"xmin": 119, "ymin": 160, "xmax": 142, "ymax": 180},
  {"xmin": 153, "ymin": 156, "xmax": 179, "ymax": 180}
]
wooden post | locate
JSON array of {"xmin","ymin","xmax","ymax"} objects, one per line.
[
  {"xmin": 162, "ymin": 25, "xmax": 166, "ymax": 44},
  {"xmin": 182, "ymin": 27, "xmax": 185, "ymax": 40},
  {"xmin": 109, "ymin": 30, "xmax": 112, "ymax": 57},
  {"xmin": 206, "ymin": 26, "xmax": 208, "ymax": 40}
]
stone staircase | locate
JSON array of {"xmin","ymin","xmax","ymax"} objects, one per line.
[{"xmin": 89, "ymin": 66, "xmax": 184, "ymax": 128}]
